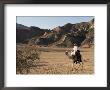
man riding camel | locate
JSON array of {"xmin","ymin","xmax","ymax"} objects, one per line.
[
  {"xmin": 65, "ymin": 43, "xmax": 83, "ymax": 68},
  {"xmin": 65, "ymin": 43, "xmax": 78, "ymax": 57},
  {"xmin": 71, "ymin": 43, "xmax": 79, "ymax": 56},
  {"xmin": 70, "ymin": 43, "xmax": 82, "ymax": 63}
]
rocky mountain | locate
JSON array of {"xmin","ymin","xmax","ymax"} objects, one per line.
[
  {"xmin": 16, "ymin": 23, "xmax": 29, "ymax": 30},
  {"xmin": 16, "ymin": 18, "xmax": 94, "ymax": 47},
  {"xmin": 16, "ymin": 24, "xmax": 50, "ymax": 43}
]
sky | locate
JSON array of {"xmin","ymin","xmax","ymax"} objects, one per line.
[{"xmin": 16, "ymin": 16, "xmax": 94, "ymax": 29}]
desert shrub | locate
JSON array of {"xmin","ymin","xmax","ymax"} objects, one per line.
[{"xmin": 16, "ymin": 46, "xmax": 40, "ymax": 74}]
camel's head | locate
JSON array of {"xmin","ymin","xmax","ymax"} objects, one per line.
[{"xmin": 65, "ymin": 51, "xmax": 68, "ymax": 55}]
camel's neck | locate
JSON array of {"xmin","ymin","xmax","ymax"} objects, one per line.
[{"xmin": 66, "ymin": 53, "xmax": 71, "ymax": 57}]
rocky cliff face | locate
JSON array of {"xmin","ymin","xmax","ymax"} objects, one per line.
[{"xmin": 16, "ymin": 18, "xmax": 94, "ymax": 47}]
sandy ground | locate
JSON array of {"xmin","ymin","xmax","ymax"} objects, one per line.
[{"xmin": 17, "ymin": 45, "xmax": 94, "ymax": 74}]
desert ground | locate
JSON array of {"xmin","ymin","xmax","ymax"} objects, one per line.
[{"xmin": 16, "ymin": 45, "xmax": 94, "ymax": 74}]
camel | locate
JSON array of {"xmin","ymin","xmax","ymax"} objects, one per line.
[{"xmin": 65, "ymin": 50, "xmax": 83, "ymax": 71}]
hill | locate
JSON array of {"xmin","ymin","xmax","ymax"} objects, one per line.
[{"xmin": 16, "ymin": 18, "xmax": 94, "ymax": 47}]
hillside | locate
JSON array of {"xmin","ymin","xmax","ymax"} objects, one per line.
[{"xmin": 16, "ymin": 18, "xmax": 94, "ymax": 47}]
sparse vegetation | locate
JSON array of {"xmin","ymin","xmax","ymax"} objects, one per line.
[
  {"xmin": 16, "ymin": 45, "xmax": 94, "ymax": 74},
  {"xmin": 16, "ymin": 45, "xmax": 40, "ymax": 74}
]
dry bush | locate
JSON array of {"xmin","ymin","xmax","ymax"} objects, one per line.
[{"xmin": 16, "ymin": 46, "xmax": 40, "ymax": 74}]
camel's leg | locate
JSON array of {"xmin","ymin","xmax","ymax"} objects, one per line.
[
  {"xmin": 73, "ymin": 63, "xmax": 79, "ymax": 73},
  {"xmin": 79, "ymin": 62, "xmax": 84, "ymax": 73},
  {"xmin": 74, "ymin": 64, "xmax": 78, "ymax": 73},
  {"xmin": 75, "ymin": 63, "xmax": 80, "ymax": 72}
]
